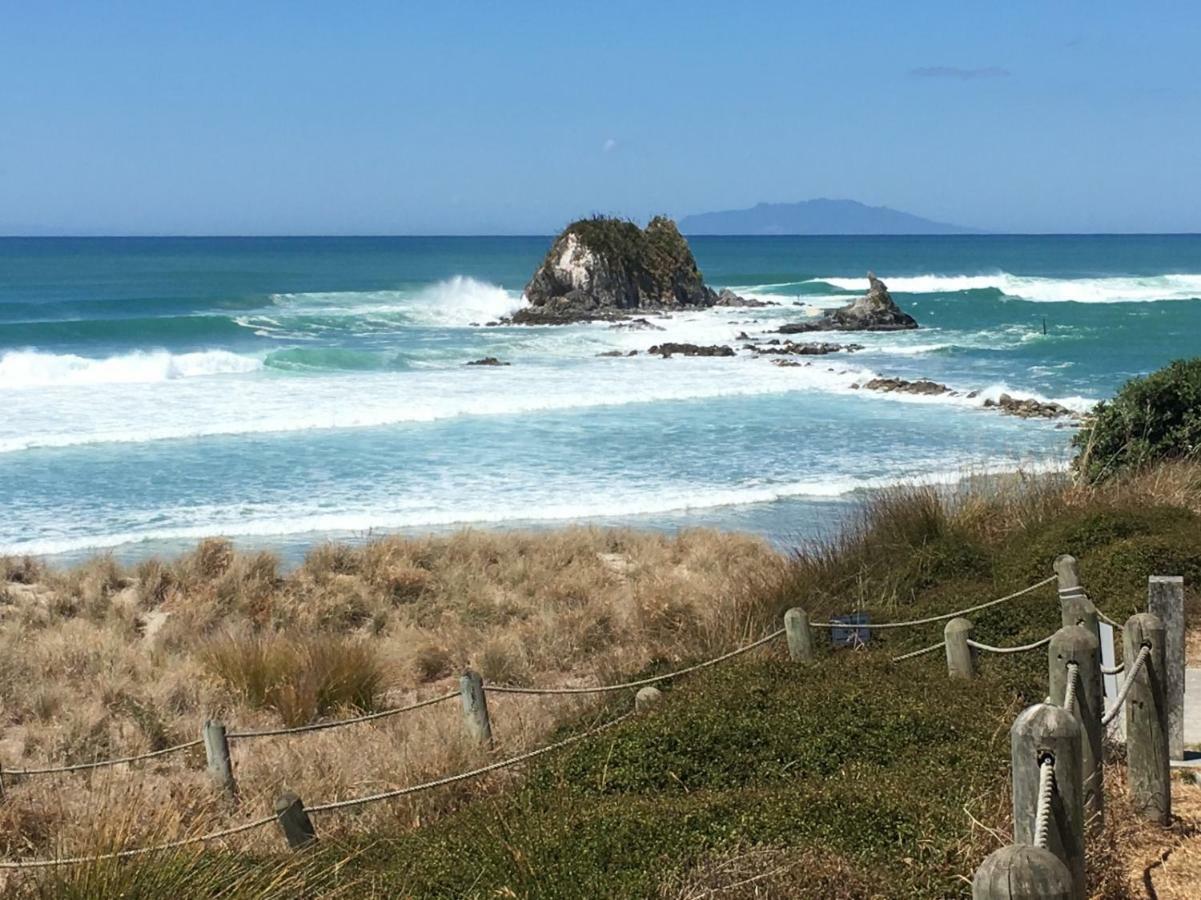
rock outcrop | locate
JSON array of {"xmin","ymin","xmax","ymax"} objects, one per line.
[
  {"xmin": 985, "ymin": 394, "xmax": 1077, "ymax": 419},
  {"xmin": 713, "ymin": 288, "xmax": 773, "ymax": 307},
  {"xmin": 648, "ymin": 343, "xmax": 735, "ymax": 358},
  {"xmin": 777, "ymin": 273, "xmax": 918, "ymax": 333},
  {"xmin": 511, "ymin": 216, "xmax": 718, "ymax": 324},
  {"xmin": 466, "ymin": 357, "xmax": 510, "ymax": 366},
  {"xmin": 859, "ymin": 377, "xmax": 950, "ymax": 396},
  {"xmin": 745, "ymin": 340, "xmax": 864, "ymax": 356}
]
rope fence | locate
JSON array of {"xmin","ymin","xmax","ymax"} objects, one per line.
[
  {"xmin": 1101, "ymin": 643, "xmax": 1150, "ymax": 728},
  {"xmin": 0, "ymin": 558, "xmax": 1182, "ymax": 897},
  {"xmin": 1032, "ymin": 755, "xmax": 1056, "ymax": 850},
  {"xmin": 965, "ymin": 635, "xmax": 1054, "ymax": 655}
]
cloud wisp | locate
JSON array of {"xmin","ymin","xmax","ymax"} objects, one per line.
[{"xmin": 909, "ymin": 66, "xmax": 1011, "ymax": 80}]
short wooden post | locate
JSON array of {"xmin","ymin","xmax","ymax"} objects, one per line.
[
  {"xmin": 203, "ymin": 720, "xmax": 237, "ymax": 797},
  {"xmin": 784, "ymin": 608, "xmax": 814, "ymax": 663},
  {"xmin": 1055, "ymin": 554, "xmax": 1082, "ymax": 595},
  {"xmin": 1147, "ymin": 576, "xmax": 1185, "ymax": 760},
  {"xmin": 460, "ymin": 669, "xmax": 492, "ymax": 745},
  {"xmin": 1011, "ymin": 703, "xmax": 1085, "ymax": 900},
  {"xmin": 973, "ymin": 844, "xmax": 1073, "ymax": 899},
  {"xmin": 944, "ymin": 617, "xmax": 975, "ymax": 679},
  {"xmin": 634, "ymin": 686, "xmax": 662, "ymax": 712},
  {"xmin": 1048, "ymin": 625, "xmax": 1103, "ymax": 823},
  {"xmin": 274, "ymin": 791, "xmax": 317, "ymax": 850},
  {"xmin": 1124, "ymin": 612, "xmax": 1171, "ymax": 825}
]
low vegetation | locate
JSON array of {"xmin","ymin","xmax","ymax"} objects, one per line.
[
  {"xmin": 1074, "ymin": 356, "xmax": 1201, "ymax": 482},
  {"xmin": 6, "ymin": 457, "xmax": 1201, "ymax": 895}
]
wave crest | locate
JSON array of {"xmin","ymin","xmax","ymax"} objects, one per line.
[
  {"xmin": 807, "ymin": 272, "xmax": 1201, "ymax": 303},
  {"xmin": 0, "ymin": 349, "xmax": 262, "ymax": 388}
]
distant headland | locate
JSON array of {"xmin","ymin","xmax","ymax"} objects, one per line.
[{"xmin": 679, "ymin": 198, "xmax": 978, "ymax": 235}]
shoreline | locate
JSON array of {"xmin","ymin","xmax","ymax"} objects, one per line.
[{"xmin": 13, "ymin": 458, "xmax": 1070, "ymax": 570}]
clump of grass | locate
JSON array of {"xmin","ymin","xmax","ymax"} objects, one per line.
[{"xmin": 199, "ymin": 633, "xmax": 383, "ymax": 726}]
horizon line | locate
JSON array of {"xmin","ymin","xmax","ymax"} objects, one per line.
[{"xmin": 4, "ymin": 231, "xmax": 1201, "ymax": 239}]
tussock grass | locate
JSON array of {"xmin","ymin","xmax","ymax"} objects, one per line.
[{"xmin": 0, "ymin": 526, "xmax": 782, "ymax": 864}]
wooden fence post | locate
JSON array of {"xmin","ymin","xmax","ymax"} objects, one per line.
[
  {"xmin": 460, "ymin": 669, "xmax": 492, "ymax": 745},
  {"xmin": 1124, "ymin": 612, "xmax": 1171, "ymax": 825},
  {"xmin": 1147, "ymin": 576, "xmax": 1185, "ymax": 760},
  {"xmin": 635, "ymin": 686, "xmax": 662, "ymax": 712},
  {"xmin": 1054, "ymin": 554, "xmax": 1081, "ymax": 595},
  {"xmin": 1011, "ymin": 703, "xmax": 1085, "ymax": 900},
  {"xmin": 203, "ymin": 720, "xmax": 237, "ymax": 798},
  {"xmin": 784, "ymin": 608, "xmax": 814, "ymax": 663},
  {"xmin": 944, "ymin": 617, "xmax": 975, "ymax": 679},
  {"xmin": 1048, "ymin": 626, "xmax": 1103, "ymax": 823},
  {"xmin": 973, "ymin": 844, "xmax": 1073, "ymax": 899},
  {"xmin": 274, "ymin": 791, "xmax": 317, "ymax": 849}
]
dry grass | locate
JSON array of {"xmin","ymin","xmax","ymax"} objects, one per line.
[{"xmin": 0, "ymin": 526, "xmax": 784, "ymax": 864}]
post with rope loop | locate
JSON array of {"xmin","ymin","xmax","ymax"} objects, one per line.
[
  {"xmin": 1147, "ymin": 576, "xmax": 1185, "ymax": 760},
  {"xmin": 944, "ymin": 617, "xmax": 975, "ymax": 679},
  {"xmin": 973, "ymin": 844, "xmax": 1072, "ymax": 899},
  {"xmin": 203, "ymin": 720, "xmax": 237, "ymax": 799},
  {"xmin": 274, "ymin": 791, "xmax": 317, "ymax": 850},
  {"xmin": 1123, "ymin": 612, "xmax": 1170, "ymax": 824},
  {"xmin": 1010, "ymin": 703, "xmax": 1085, "ymax": 900},
  {"xmin": 1055, "ymin": 554, "xmax": 1100, "ymax": 655},
  {"xmin": 783, "ymin": 608, "xmax": 814, "ymax": 663},
  {"xmin": 1048, "ymin": 626, "xmax": 1102, "ymax": 823},
  {"xmin": 460, "ymin": 669, "xmax": 492, "ymax": 746}
]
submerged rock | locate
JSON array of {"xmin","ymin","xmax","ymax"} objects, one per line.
[
  {"xmin": 648, "ymin": 343, "xmax": 735, "ymax": 358},
  {"xmin": 466, "ymin": 357, "xmax": 510, "ymax": 366},
  {"xmin": 777, "ymin": 273, "xmax": 918, "ymax": 333},
  {"xmin": 596, "ymin": 349, "xmax": 639, "ymax": 357},
  {"xmin": 511, "ymin": 216, "xmax": 718, "ymax": 324},
  {"xmin": 609, "ymin": 317, "xmax": 665, "ymax": 331}
]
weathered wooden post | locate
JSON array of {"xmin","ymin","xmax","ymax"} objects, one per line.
[
  {"xmin": 634, "ymin": 686, "xmax": 662, "ymax": 712},
  {"xmin": 783, "ymin": 608, "xmax": 814, "ymax": 663},
  {"xmin": 1055, "ymin": 555, "xmax": 1100, "ymax": 646},
  {"xmin": 973, "ymin": 844, "xmax": 1073, "ymax": 900},
  {"xmin": 944, "ymin": 617, "xmax": 975, "ymax": 679},
  {"xmin": 1124, "ymin": 612, "xmax": 1171, "ymax": 825},
  {"xmin": 1055, "ymin": 554, "xmax": 1082, "ymax": 594},
  {"xmin": 460, "ymin": 669, "xmax": 492, "ymax": 745},
  {"xmin": 1048, "ymin": 625, "xmax": 1103, "ymax": 822},
  {"xmin": 203, "ymin": 719, "xmax": 237, "ymax": 797},
  {"xmin": 274, "ymin": 791, "xmax": 317, "ymax": 849},
  {"xmin": 1011, "ymin": 703, "xmax": 1085, "ymax": 900},
  {"xmin": 1147, "ymin": 576, "xmax": 1185, "ymax": 760}
]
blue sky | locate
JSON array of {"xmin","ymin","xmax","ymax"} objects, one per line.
[{"xmin": 1, "ymin": 1, "xmax": 1197, "ymax": 234}]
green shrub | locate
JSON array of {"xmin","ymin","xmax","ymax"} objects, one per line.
[{"xmin": 1073, "ymin": 357, "xmax": 1201, "ymax": 481}]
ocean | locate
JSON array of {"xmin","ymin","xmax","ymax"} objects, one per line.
[{"xmin": 2, "ymin": 234, "xmax": 1199, "ymax": 564}]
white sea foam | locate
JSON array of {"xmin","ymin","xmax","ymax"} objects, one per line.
[
  {"xmin": 0, "ymin": 349, "xmax": 262, "ymax": 388},
  {"xmin": 807, "ymin": 273, "xmax": 1201, "ymax": 303},
  {"xmin": 264, "ymin": 276, "xmax": 523, "ymax": 328}
]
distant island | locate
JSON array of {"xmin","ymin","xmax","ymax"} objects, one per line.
[{"xmin": 679, "ymin": 198, "xmax": 978, "ymax": 235}]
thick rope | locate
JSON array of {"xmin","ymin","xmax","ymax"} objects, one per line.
[
  {"xmin": 809, "ymin": 575, "xmax": 1056, "ymax": 631},
  {"xmin": 487, "ymin": 630, "xmax": 784, "ymax": 695},
  {"xmin": 228, "ymin": 691, "xmax": 458, "ymax": 739},
  {"xmin": 965, "ymin": 635, "xmax": 1054, "ymax": 655},
  {"xmin": 1100, "ymin": 662, "xmax": 1124, "ymax": 676},
  {"xmin": 892, "ymin": 641, "xmax": 945, "ymax": 662},
  {"xmin": 1096, "ymin": 609, "xmax": 1125, "ymax": 631},
  {"xmin": 0, "ymin": 814, "xmax": 277, "ymax": 869},
  {"xmin": 307, "ymin": 712, "xmax": 631, "ymax": 813},
  {"xmin": 4, "ymin": 739, "xmax": 203, "ymax": 777},
  {"xmin": 1101, "ymin": 644, "xmax": 1151, "ymax": 727},
  {"xmin": 1032, "ymin": 755, "xmax": 1056, "ymax": 850},
  {"xmin": 1062, "ymin": 663, "xmax": 1079, "ymax": 712}
]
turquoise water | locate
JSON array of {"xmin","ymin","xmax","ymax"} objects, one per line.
[{"xmin": 3, "ymin": 235, "xmax": 1200, "ymax": 562}]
